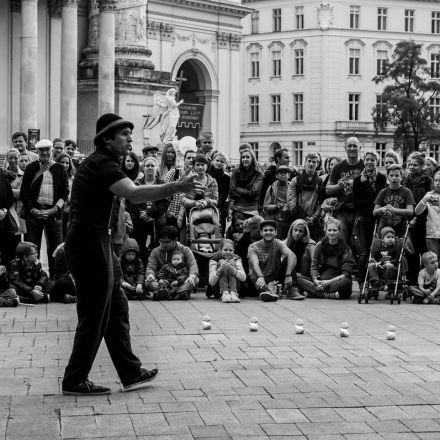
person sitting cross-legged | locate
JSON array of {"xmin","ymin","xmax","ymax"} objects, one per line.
[
  {"xmin": 145, "ymin": 226, "xmax": 198, "ymax": 300},
  {"xmin": 247, "ymin": 220, "xmax": 296, "ymax": 302},
  {"xmin": 310, "ymin": 217, "xmax": 356, "ymax": 299}
]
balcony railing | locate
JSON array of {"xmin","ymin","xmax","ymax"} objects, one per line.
[{"xmin": 335, "ymin": 121, "xmax": 394, "ymax": 134}]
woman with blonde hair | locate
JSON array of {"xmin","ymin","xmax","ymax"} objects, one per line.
[{"xmin": 158, "ymin": 142, "xmax": 178, "ymax": 181}]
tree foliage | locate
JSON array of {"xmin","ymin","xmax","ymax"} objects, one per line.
[{"xmin": 372, "ymin": 41, "xmax": 440, "ymax": 159}]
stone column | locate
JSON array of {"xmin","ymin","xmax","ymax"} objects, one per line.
[
  {"xmin": 60, "ymin": 0, "xmax": 79, "ymax": 139},
  {"xmin": 98, "ymin": 0, "xmax": 116, "ymax": 115},
  {"xmin": 10, "ymin": 0, "xmax": 22, "ymax": 132},
  {"xmin": 20, "ymin": 0, "xmax": 38, "ymax": 132}
]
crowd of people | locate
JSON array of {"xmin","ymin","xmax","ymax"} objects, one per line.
[{"xmin": 1, "ymin": 130, "xmax": 440, "ymax": 307}]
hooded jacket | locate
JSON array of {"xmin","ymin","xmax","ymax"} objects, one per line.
[{"xmin": 120, "ymin": 238, "xmax": 145, "ymax": 286}]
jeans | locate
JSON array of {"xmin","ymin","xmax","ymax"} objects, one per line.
[
  {"xmin": 368, "ymin": 262, "xmax": 398, "ymax": 285},
  {"xmin": 62, "ymin": 233, "xmax": 142, "ymax": 388},
  {"xmin": 217, "ymin": 259, "xmax": 238, "ymax": 293},
  {"xmin": 426, "ymin": 238, "xmax": 440, "ymax": 257},
  {"xmin": 25, "ymin": 215, "xmax": 63, "ymax": 278},
  {"xmin": 320, "ymin": 268, "xmax": 353, "ymax": 299},
  {"xmin": 353, "ymin": 216, "xmax": 375, "ymax": 284}
]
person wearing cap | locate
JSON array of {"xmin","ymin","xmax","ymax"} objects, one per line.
[
  {"xmin": 326, "ymin": 136, "xmax": 364, "ymax": 246},
  {"xmin": 20, "ymin": 139, "xmax": 69, "ymax": 278},
  {"xmin": 287, "ymin": 152, "xmax": 324, "ymax": 242},
  {"xmin": 263, "ymin": 165, "xmax": 291, "ymax": 239},
  {"xmin": 142, "ymin": 144, "xmax": 159, "ymax": 160},
  {"xmin": 260, "ymin": 147, "xmax": 297, "ymax": 210},
  {"xmin": 61, "ymin": 113, "xmax": 203, "ymax": 396},
  {"xmin": 366, "ymin": 226, "xmax": 400, "ymax": 297},
  {"xmin": 247, "ymin": 219, "xmax": 296, "ymax": 302}
]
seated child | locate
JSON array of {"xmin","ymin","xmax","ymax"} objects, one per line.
[
  {"xmin": 9, "ymin": 242, "xmax": 50, "ymax": 304},
  {"xmin": 0, "ymin": 254, "xmax": 19, "ymax": 307},
  {"xmin": 225, "ymin": 212, "xmax": 245, "ymax": 245},
  {"xmin": 367, "ymin": 226, "xmax": 399, "ymax": 294},
  {"xmin": 408, "ymin": 251, "xmax": 440, "ymax": 304},
  {"xmin": 119, "ymin": 238, "xmax": 146, "ymax": 300},
  {"xmin": 209, "ymin": 238, "xmax": 246, "ymax": 303},
  {"xmin": 156, "ymin": 250, "xmax": 189, "ymax": 300},
  {"xmin": 50, "ymin": 243, "xmax": 77, "ymax": 304}
]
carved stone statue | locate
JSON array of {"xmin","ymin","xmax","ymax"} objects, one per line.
[{"xmin": 156, "ymin": 88, "xmax": 183, "ymax": 142}]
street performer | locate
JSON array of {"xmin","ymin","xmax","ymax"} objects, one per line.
[{"xmin": 62, "ymin": 113, "xmax": 204, "ymax": 395}]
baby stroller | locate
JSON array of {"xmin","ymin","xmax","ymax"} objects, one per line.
[
  {"xmin": 358, "ymin": 223, "xmax": 412, "ymax": 304},
  {"xmin": 187, "ymin": 206, "xmax": 222, "ymax": 286}
]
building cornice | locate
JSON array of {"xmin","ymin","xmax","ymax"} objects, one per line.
[{"xmin": 149, "ymin": 0, "xmax": 252, "ymax": 18}]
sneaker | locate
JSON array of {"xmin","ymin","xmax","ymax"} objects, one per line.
[
  {"xmin": 229, "ymin": 291, "xmax": 241, "ymax": 303},
  {"xmin": 122, "ymin": 368, "xmax": 159, "ymax": 392},
  {"xmin": 153, "ymin": 288, "xmax": 171, "ymax": 301},
  {"xmin": 180, "ymin": 290, "xmax": 190, "ymax": 300},
  {"xmin": 221, "ymin": 291, "xmax": 231, "ymax": 303},
  {"xmin": 423, "ymin": 296, "xmax": 433, "ymax": 304},
  {"xmin": 43, "ymin": 293, "xmax": 50, "ymax": 304},
  {"xmin": 63, "ymin": 294, "xmax": 77, "ymax": 304},
  {"xmin": 259, "ymin": 291, "xmax": 278, "ymax": 302},
  {"xmin": 286, "ymin": 286, "xmax": 305, "ymax": 300},
  {"xmin": 12, "ymin": 298, "xmax": 19, "ymax": 307},
  {"xmin": 323, "ymin": 292, "xmax": 339, "ymax": 300},
  {"xmin": 62, "ymin": 380, "xmax": 111, "ymax": 396}
]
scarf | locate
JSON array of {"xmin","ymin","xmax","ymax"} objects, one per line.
[
  {"xmin": 298, "ymin": 170, "xmax": 318, "ymax": 191},
  {"xmin": 290, "ymin": 239, "xmax": 307, "ymax": 261},
  {"xmin": 320, "ymin": 237, "xmax": 347, "ymax": 265},
  {"xmin": 235, "ymin": 166, "xmax": 256, "ymax": 188},
  {"xmin": 361, "ymin": 168, "xmax": 377, "ymax": 189},
  {"xmin": 404, "ymin": 170, "xmax": 430, "ymax": 189}
]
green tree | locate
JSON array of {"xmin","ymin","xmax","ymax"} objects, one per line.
[{"xmin": 372, "ymin": 40, "xmax": 440, "ymax": 160}]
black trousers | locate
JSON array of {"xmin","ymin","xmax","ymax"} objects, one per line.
[{"xmin": 62, "ymin": 233, "xmax": 142, "ymax": 388}]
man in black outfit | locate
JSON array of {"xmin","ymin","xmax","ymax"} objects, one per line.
[{"xmin": 62, "ymin": 113, "xmax": 204, "ymax": 396}]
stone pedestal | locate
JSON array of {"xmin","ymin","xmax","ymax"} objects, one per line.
[{"xmin": 20, "ymin": 0, "xmax": 38, "ymax": 132}]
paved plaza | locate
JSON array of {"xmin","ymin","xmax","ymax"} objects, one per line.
[{"xmin": 1, "ymin": 287, "xmax": 440, "ymax": 440}]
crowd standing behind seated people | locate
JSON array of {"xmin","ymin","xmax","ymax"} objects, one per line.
[{"xmin": 1, "ymin": 130, "xmax": 440, "ymax": 306}]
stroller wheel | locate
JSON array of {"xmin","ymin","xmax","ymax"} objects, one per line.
[
  {"xmin": 390, "ymin": 296, "xmax": 394, "ymax": 304},
  {"xmin": 357, "ymin": 296, "xmax": 361, "ymax": 304},
  {"xmin": 402, "ymin": 290, "xmax": 407, "ymax": 301},
  {"xmin": 397, "ymin": 297, "xmax": 401, "ymax": 305}
]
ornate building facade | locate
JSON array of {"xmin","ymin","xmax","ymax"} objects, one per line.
[
  {"xmin": 240, "ymin": 0, "xmax": 440, "ymax": 166},
  {"xmin": 0, "ymin": 0, "xmax": 250, "ymax": 159}
]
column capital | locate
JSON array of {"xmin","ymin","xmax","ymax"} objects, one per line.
[
  {"xmin": 63, "ymin": 0, "xmax": 79, "ymax": 6},
  {"xmin": 99, "ymin": 0, "xmax": 117, "ymax": 12},
  {"xmin": 10, "ymin": 0, "xmax": 21, "ymax": 13},
  {"xmin": 48, "ymin": 0, "xmax": 62, "ymax": 17}
]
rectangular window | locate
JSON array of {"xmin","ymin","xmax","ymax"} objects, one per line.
[
  {"xmin": 430, "ymin": 97, "xmax": 440, "ymax": 121},
  {"xmin": 249, "ymin": 142, "xmax": 259, "ymax": 160},
  {"xmin": 293, "ymin": 93, "xmax": 304, "ymax": 121},
  {"xmin": 251, "ymin": 10, "xmax": 259, "ymax": 34},
  {"xmin": 376, "ymin": 143, "xmax": 387, "ymax": 167},
  {"xmin": 432, "ymin": 11, "xmax": 440, "ymax": 34},
  {"xmin": 376, "ymin": 50, "xmax": 388, "ymax": 75},
  {"xmin": 271, "ymin": 94, "xmax": 281, "ymax": 122},
  {"xmin": 294, "ymin": 49, "xmax": 304, "ymax": 75},
  {"xmin": 429, "ymin": 144, "xmax": 440, "ymax": 163},
  {"xmin": 249, "ymin": 96, "xmax": 259, "ymax": 123},
  {"xmin": 295, "ymin": 6, "xmax": 304, "ymax": 29},
  {"xmin": 431, "ymin": 53, "xmax": 440, "ymax": 79},
  {"xmin": 350, "ymin": 5, "xmax": 360, "ymax": 29},
  {"xmin": 349, "ymin": 48, "xmax": 360, "ymax": 75},
  {"xmin": 376, "ymin": 94, "xmax": 386, "ymax": 119},
  {"xmin": 250, "ymin": 52, "xmax": 260, "ymax": 78},
  {"xmin": 378, "ymin": 8, "xmax": 387, "ymax": 30},
  {"xmin": 349, "ymin": 93, "xmax": 360, "ymax": 121},
  {"xmin": 405, "ymin": 9, "xmax": 414, "ymax": 32},
  {"xmin": 272, "ymin": 50, "xmax": 281, "ymax": 76},
  {"xmin": 293, "ymin": 141, "xmax": 303, "ymax": 166},
  {"xmin": 273, "ymin": 8, "xmax": 281, "ymax": 32}
]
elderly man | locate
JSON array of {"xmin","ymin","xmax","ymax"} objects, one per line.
[
  {"xmin": 325, "ymin": 136, "xmax": 364, "ymax": 246},
  {"xmin": 20, "ymin": 139, "xmax": 69, "ymax": 278}
]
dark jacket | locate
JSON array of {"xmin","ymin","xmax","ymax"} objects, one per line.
[
  {"xmin": 260, "ymin": 165, "xmax": 298, "ymax": 207},
  {"xmin": 120, "ymin": 238, "xmax": 145, "ymax": 286},
  {"xmin": 353, "ymin": 172, "xmax": 387, "ymax": 218},
  {"xmin": 208, "ymin": 166, "xmax": 230, "ymax": 211},
  {"xmin": 0, "ymin": 170, "xmax": 14, "ymax": 233},
  {"xmin": 20, "ymin": 160, "xmax": 69, "ymax": 214},
  {"xmin": 9, "ymin": 258, "xmax": 49, "ymax": 295},
  {"xmin": 157, "ymin": 262, "xmax": 189, "ymax": 286}
]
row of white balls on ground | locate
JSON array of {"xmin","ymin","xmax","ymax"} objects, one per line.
[{"xmin": 201, "ymin": 316, "xmax": 397, "ymax": 340}]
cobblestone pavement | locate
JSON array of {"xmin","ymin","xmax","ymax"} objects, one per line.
[{"xmin": 2, "ymin": 287, "xmax": 440, "ymax": 440}]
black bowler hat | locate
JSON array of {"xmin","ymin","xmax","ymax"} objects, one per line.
[{"xmin": 94, "ymin": 113, "xmax": 134, "ymax": 144}]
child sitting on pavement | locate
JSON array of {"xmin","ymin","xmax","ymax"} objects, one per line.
[
  {"xmin": 408, "ymin": 251, "xmax": 440, "ymax": 304},
  {"xmin": 156, "ymin": 251, "xmax": 189, "ymax": 300},
  {"xmin": 0, "ymin": 253, "xmax": 19, "ymax": 307},
  {"xmin": 209, "ymin": 239, "xmax": 246, "ymax": 303},
  {"xmin": 9, "ymin": 241, "xmax": 50, "ymax": 304},
  {"xmin": 119, "ymin": 238, "xmax": 147, "ymax": 300}
]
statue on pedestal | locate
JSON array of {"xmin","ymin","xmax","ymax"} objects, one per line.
[{"xmin": 157, "ymin": 88, "xmax": 183, "ymax": 142}]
